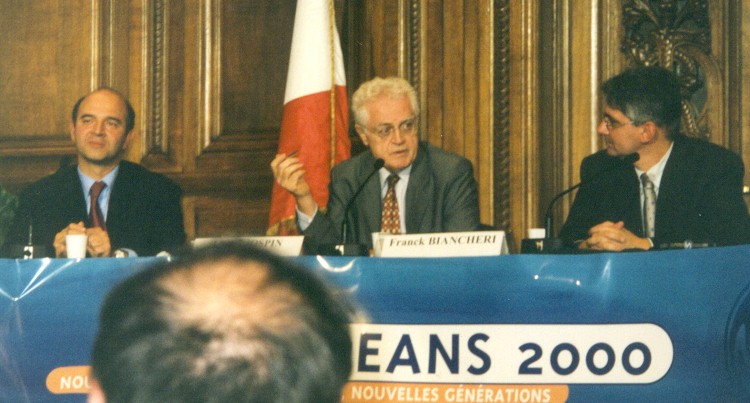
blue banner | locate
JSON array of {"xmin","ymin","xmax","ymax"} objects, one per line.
[{"xmin": 2, "ymin": 246, "xmax": 750, "ymax": 402}]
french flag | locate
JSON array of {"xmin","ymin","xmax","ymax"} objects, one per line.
[{"xmin": 268, "ymin": 0, "xmax": 351, "ymax": 235}]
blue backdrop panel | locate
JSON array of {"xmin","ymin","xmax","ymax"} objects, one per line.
[{"xmin": 1, "ymin": 246, "xmax": 750, "ymax": 402}]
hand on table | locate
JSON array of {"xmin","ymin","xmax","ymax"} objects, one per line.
[
  {"xmin": 54, "ymin": 222, "xmax": 86, "ymax": 257},
  {"xmin": 86, "ymin": 227, "xmax": 111, "ymax": 257},
  {"xmin": 578, "ymin": 221, "xmax": 652, "ymax": 251},
  {"xmin": 53, "ymin": 221, "xmax": 112, "ymax": 257}
]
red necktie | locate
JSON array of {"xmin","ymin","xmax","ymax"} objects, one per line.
[
  {"xmin": 380, "ymin": 174, "xmax": 401, "ymax": 234},
  {"xmin": 90, "ymin": 181, "xmax": 107, "ymax": 231}
]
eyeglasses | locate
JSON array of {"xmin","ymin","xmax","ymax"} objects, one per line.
[
  {"xmin": 601, "ymin": 115, "xmax": 637, "ymax": 131},
  {"xmin": 364, "ymin": 117, "xmax": 418, "ymax": 139}
]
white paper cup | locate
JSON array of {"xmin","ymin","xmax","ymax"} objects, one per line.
[
  {"xmin": 66, "ymin": 234, "xmax": 88, "ymax": 258},
  {"xmin": 527, "ymin": 228, "xmax": 546, "ymax": 239}
]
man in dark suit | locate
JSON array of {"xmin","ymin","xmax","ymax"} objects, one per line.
[
  {"xmin": 271, "ymin": 77, "xmax": 480, "ymax": 253},
  {"xmin": 7, "ymin": 87, "xmax": 186, "ymax": 257},
  {"xmin": 560, "ymin": 66, "xmax": 750, "ymax": 251}
]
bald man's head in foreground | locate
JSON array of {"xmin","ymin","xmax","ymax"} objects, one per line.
[{"xmin": 88, "ymin": 242, "xmax": 353, "ymax": 403}]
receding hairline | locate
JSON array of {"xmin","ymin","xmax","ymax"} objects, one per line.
[
  {"xmin": 72, "ymin": 87, "xmax": 135, "ymax": 133},
  {"xmin": 76, "ymin": 87, "xmax": 127, "ymax": 112}
]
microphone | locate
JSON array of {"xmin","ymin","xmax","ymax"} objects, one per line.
[
  {"xmin": 341, "ymin": 158, "xmax": 385, "ymax": 244},
  {"xmin": 22, "ymin": 223, "xmax": 34, "ymax": 259},
  {"xmin": 318, "ymin": 158, "xmax": 384, "ymax": 256},
  {"xmin": 6, "ymin": 215, "xmax": 46, "ymax": 259},
  {"xmin": 543, "ymin": 153, "xmax": 639, "ymax": 239},
  {"xmin": 521, "ymin": 153, "xmax": 639, "ymax": 254}
]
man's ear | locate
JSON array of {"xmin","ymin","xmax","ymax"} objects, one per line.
[
  {"xmin": 70, "ymin": 123, "xmax": 77, "ymax": 143},
  {"xmin": 355, "ymin": 124, "xmax": 369, "ymax": 147},
  {"xmin": 87, "ymin": 378, "xmax": 107, "ymax": 403},
  {"xmin": 639, "ymin": 121, "xmax": 659, "ymax": 144},
  {"xmin": 123, "ymin": 130, "xmax": 135, "ymax": 149}
]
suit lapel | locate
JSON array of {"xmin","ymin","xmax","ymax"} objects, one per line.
[
  {"xmin": 405, "ymin": 145, "xmax": 432, "ymax": 232},
  {"xmin": 62, "ymin": 168, "xmax": 88, "ymax": 223},
  {"xmin": 107, "ymin": 162, "xmax": 133, "ymax": 233},
  {"xmin": 595, "ymin": 168, "xmax": 643, "ymax": 236},
  {"xmin": 655, "ymin": 139, "xmax": 691, "ymax": 239},
  {"xmin": 355, "ymin": 156, "xmax": 383, "ymax": 235},
  {"xmin": 615, "ymin": 168, "xmax": 643, "ymax": 236}
]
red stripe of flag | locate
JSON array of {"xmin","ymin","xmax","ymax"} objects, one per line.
[{"xmin": 267, "ymin": 0, "xmax": 350, "ymax": 235}]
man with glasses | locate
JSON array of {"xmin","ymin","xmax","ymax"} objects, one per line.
[
  {"xmin": 271, "ymin": 76, "xmax": 480, "ymax": 253},
  {"xmin": 560, "ymin": 66, "xmax": 749, "ymax": 251}
]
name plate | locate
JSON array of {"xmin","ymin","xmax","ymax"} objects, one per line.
[
  {"xmin": 192, "ymin": 236, "xmax": 304, "ymax": 256},
  {"xmin": 373, "ymin": 231, "xmax": 508, "ymax": 257}
]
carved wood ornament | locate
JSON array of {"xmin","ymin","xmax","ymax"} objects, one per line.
[{"xmin": 622, "ymin": 0, "xmax": 715, "ymax": 140}]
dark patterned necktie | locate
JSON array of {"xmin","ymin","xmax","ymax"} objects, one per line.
[
  {"xmin": 90, "ymin": 181, "xmax": 107, "ymax": 231},
  {"xmin": 640, "ymin": 173, "xmax": 656, "ymax": 238},
  {"xmin": 381, "ymin": 174, "xmax": 401, "ymax": 234}
]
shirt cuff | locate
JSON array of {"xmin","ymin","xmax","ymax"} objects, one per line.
[{"xmin": 296, "ymin": 206, "xmax": 318, "ymax": 231}]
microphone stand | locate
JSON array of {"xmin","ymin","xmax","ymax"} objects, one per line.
[
  {"xmin": 335, "ymin": 219, "xmax": 367, "ymax": 256},
  {"xmin": 522, "ymin": 153, "xmax": 640, "ymax": 254},
  {"xmin": 22, "ymin": 223, "xmax": 34, "ymax": 259},
  {"xmin": 318, "ymin": 158, "xmax": 385, "ymax": 256}
]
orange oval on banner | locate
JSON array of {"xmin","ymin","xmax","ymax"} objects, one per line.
[{"xmin": 46, "ymin": 366, "xmax": 91, "ymax": 394}]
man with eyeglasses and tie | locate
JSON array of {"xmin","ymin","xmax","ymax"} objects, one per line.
[
  {"xmin": 272, "ymin": 76, "xmax": 480, "ymax": 254},
  {"xmin": 560, "ymin": 66, "xmax": 750, "ymax": 251},
  {"xmin": 6, "ymin": 88, "xmax": 186, "ymax": 257}
]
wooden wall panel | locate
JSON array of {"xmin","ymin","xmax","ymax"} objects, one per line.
[
  {"xmin": 0, "ymin": 0, "xmax": 129, "ymax": 192},
  {"xmin": 220, "ymin": 1, "xmax": 292, "ymax": 136},
  {"xmin": 1, "ymin": 0, "xmax": 746, "ymax": 247},
  {"xmin": 0, "ymin": 2, "xmax": 88, "ymax": 138},
  {"xmin": 184, "ymin": 196, "xmax": 273, "ymax": 238},
  {"xmin": 422, "ymin": 1, "xmax": 445, "ymax": 149},
  {"xmin": 507, "ymin": 0, "xmax": 540, "ymax": 247},
  {"xmin": 444, "ymin": 0, "xmax": 494, "ymax": 228},
  {"xmin": 178, "ymin": 0, "xmax": 294, "ymax": 239},
  {"xmin": 137, "ymin": 0, "xmax": 178, "ymax": 169}
]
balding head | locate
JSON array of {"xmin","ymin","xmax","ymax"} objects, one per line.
[
  {"xmin": 89, "ymin": 243, "xmax": 353, "ymax": 403},
  {"xmin": 72, "ymin": 87, "xmax": 135, "ymax": 134}
]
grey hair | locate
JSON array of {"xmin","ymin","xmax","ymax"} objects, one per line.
[{"xmin": 351, "ymin": 77, "xmax": 419, "ymax": 126}]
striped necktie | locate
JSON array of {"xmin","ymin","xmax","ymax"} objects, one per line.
[{"xmin": 640, "ymin": 173, "xmax": 656, "ymax": 238}]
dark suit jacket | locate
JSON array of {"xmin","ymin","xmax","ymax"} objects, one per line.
[
  {"xmin": 303, "ymin": 142, "xmax": 480, "ymax": 253},
  {"xmin": 7, "ymin": 161, "xmax": 186, "ymax": 257},
  {"xmin": 560, "ymin": 135, "xmax": 750, "ymax": 247}
]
